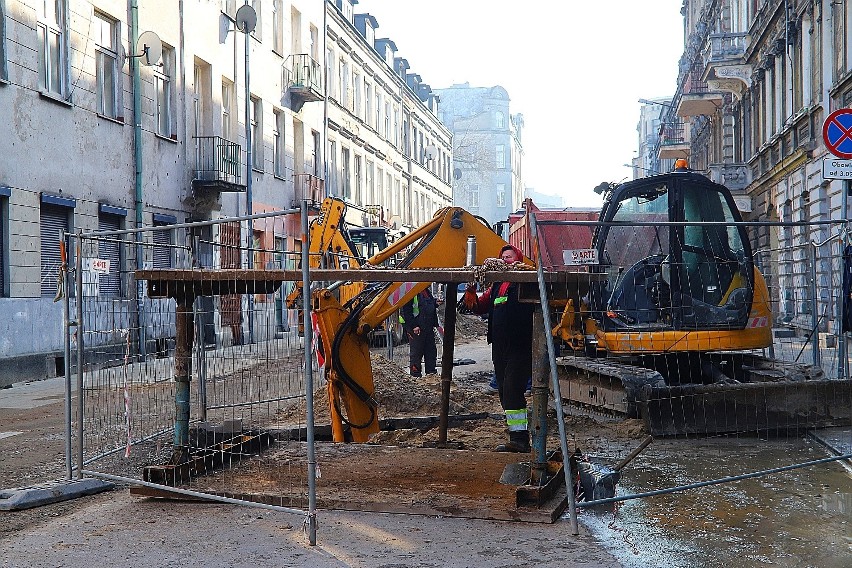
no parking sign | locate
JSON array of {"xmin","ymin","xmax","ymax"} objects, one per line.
[{"xmin": 823, "ymin": 108, "xmax": 852, "ymax": 159}]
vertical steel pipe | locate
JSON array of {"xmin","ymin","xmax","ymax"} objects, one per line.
[
  {"xmin": 301, "ymin": 199, "xmax": 318, "ymax": 545},
  {"xmin": 529, "ymin": 212, "xmax": 579, "ymax": 535},
  {"xmin": 173, "ymin": 297, "xmax": 195, "ymax": 457},
  {"xmin": 75, "ymin": 231, "xmax": 84, "ymax": 479},
  {"xmin": 530, "ymin": 308, "xmax": 548, "ymax": 484},
  {"xmin": 437, "ymin": 283, "xmax": 459, "ymax": 444},
  {"xmin": 62, "ymin": 232, "xmax": 72, "ymax": 480}
]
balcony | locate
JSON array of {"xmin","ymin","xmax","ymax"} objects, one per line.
[
  {"xmin": 192, "ymin": 136, "xmax": 245, "ymax": 193},
  {"xmin": 703, "ymin": 33, "xmax": 752, "ymax": 100},
  {"xmin": 293, "ymin": 173, "xmax": 325, "ymax": 207},
  {"xmin": 283, "ymin": 54, "xmax": 323, "ymax": 112},
  {"xmin": 658, "ymin": 119, "xmax": 690, "ymax": 160},
  {"xmin": 677, "ymin": 71, "xmax": 723, "ymax": 117}
]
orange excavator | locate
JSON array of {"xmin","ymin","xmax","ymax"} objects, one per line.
[{"xmin": 311, "ymin": 206, "xmax": 513, "ymax": 442}]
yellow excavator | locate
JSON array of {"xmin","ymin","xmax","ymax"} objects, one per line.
[
  {"xmin": 551, "ymin": 163, "xmax": 848, "ymax": 435},
  {"xmin": 311, "ymin": 206, "xmax": 512, "ymax": 442}
]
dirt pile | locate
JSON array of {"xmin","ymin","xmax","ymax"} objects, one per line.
[{"xmin": 453, "ymin": 312, "xmax": 488, "ymax": 339}]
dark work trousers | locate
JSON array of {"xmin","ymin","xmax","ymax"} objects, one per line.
[
  {"xmin": 491, "ymin": 334, "xmax": 531, "ymax": 412},
  {"xmin": 409, "ymin": 329, "xmax": 437, "ymax": 377}
]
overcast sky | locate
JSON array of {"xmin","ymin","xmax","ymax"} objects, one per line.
[{"xmin": 354, "ymin": 0, "xmax": 685, "ymax": 208}]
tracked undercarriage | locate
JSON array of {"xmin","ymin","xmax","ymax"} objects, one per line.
[{"xmin": 557, "ymin": 353, "xmax": 852, "ymax": 436}]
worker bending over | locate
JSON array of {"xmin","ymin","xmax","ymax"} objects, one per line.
[{"xmin": 464, "ymin": 244, "xmax": 533, "ymax": 453}]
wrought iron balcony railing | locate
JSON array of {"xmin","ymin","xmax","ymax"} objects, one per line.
[
  {"xmin": 283, "ymin": 54, "xmax": 323, "ymax": 97},
  {"xmin": 193, "ymin": 136, "xmax": 243, "ymax": 190},
  {"xmin": 660, "ymin": 120, "xmax": 687, "ymax": 146}
]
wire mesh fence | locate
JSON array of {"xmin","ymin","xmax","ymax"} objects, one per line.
[
  {"xmin": 533, "ymin": 209, "xmax": 852, "ymax": 508},
  {"xmin": 66, "ymin": 209, "xmax": 321, "ymax": 517},
  {"xmin": 59, "ymin": 201, "xmax": 852, "ymax": 530}
]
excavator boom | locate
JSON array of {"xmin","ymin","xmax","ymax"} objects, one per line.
[{"xmin": 313, "ymin": 207, "xmax": 522, "ymax": 442}]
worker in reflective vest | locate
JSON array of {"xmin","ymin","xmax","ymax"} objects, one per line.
[
  {"xmin": 463, "ymin": 244, "xmax": 533, "ymax": 453},
  {"xmin": 400, "ymin": 287, "xmax": 439, "ymax": 378}
]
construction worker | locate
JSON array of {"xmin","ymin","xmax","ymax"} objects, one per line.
[
  {"xmin": 463, "ymin": 244, "xmax": 533, "ymax": 453},
  {"xmin": 400, "ymin": 286, "xmax": 439, "ymax": 377}
]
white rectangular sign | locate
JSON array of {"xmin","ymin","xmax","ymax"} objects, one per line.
[
  {"xmin": 823, "ymin": 158, "xmax": 852, "ymax": 180},
  {"xmin": 88, "ymin": 258, "xmax": 110, "ymax": 274},
  {"xmin": 563, "ymin": 249, "xmax": 598, "ymax": 265}
]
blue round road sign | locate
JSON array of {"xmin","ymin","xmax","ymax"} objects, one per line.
[{"xmin": 823, "ymin": 109, "xmax": 852, "ymax": 159}]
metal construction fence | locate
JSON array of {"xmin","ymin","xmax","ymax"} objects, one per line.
[
  {"xmin": 57, "ymin": 206, "xmax": 852, "ymax": 543},
  {"xmin": 530, "ymin": 213, "xmax": 852, "ymax": 512}
]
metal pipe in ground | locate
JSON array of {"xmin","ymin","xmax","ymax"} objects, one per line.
[
  {"xmin": 529, "ymin": 211, "xmax": 579, "ymax": 535},
  {"xmin": 173, "ymin": 297, "xmax": 195, "ymax": 461},
  {"xmin": 301, "ymin": 199, "xmax": 318, "ymax": 546},
  {"xmin": 62, "ymin": 233, "xmax": 72, "ymax": 481},
  {"xmin": 438, "ymin": 283, "xmax": 459, "ymax": 444},
  {"xmin": 75, "ymin": 230, "xmax": 84, "ymax": 480}
]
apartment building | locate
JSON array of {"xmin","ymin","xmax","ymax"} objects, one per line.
[
  {"xmin": 325, "ymin": 1, "xmax": 452, "ymax": 233},
  {"xmin": 651, "ymin": 0, "xmax": 852, "ymax": 333},
  {"xmin": 0, "ymin": 0, "xmax": 449, "ymax": 383},
  {"xmin": 634, "ymin": 98, "xmax": 675, "ymax": 178},
  {"xmin": 434, "ymin": 82, "xmax": 524, "ymax": 233}
]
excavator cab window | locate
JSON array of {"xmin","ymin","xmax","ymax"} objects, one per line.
[
  {"xmin": 671, "ymin": 182, "xmax": 752, "ymax": 329},
  {"xmin": 348, "ymin": 228, "xmax": 390, "ymax": 264},
  {"xmin": 596, "ymin": 173, "xmax": 753, "ymax": 332}
]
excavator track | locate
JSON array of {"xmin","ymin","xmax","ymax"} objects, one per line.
[{"xmin": 556, "ymin": 354, "xmax": 852, "ymax": 436}]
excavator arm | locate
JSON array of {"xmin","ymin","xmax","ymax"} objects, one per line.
[
  {"xmin": 312, "ymin": 207, "xmax": 525, "ymax": 442},
  {"xmin": 285, "ymin": 197, "xmax": 368, "ymax": 335}
]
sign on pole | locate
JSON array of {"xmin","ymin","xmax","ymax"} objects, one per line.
[
  {"xmin": 823, "ymin": 109, "xmax": 852, "ymax": 160},
  {"xmin": 823, "ymin": 158, "xmax": 852, "ymax": 180}
]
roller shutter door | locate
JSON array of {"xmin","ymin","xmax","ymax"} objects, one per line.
[
  {"xmin": 98, "ymin": 214, "xmax": 121, "ymax": 296},
  {"xmin": 40, "ymin": 205, "xmax": 69, "ymax": 297}
]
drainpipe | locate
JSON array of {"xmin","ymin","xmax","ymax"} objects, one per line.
[
  {"xmin": 243, "ymin": 4, "xmax": 254, "ymax": 343},
  {"xmin": 130, "ymin": 0, "xmax": 146, "ymax": 359}
]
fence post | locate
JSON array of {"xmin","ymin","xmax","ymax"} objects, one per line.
[
  {"xmin": 75, "ymin": 230, "xmax": 85, "ymax": 479},
  {"xmin": 839, "ymin": 180, "xmax": 850, "ymax": 380},
  {"xmin": 301, "ymin": 199, "xmax": 318, "ymax": 546},
  {"xmin": 62, "ymin": 232, "xmax": 73, "ymax": 481},
  {"xmin": 809, "ymin": 242, "xmax": 821, "ymax": 368}
]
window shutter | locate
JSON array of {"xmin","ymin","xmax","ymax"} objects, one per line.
[
  {"xmin": 98, "ymin": 214, "xmax": 121, "ymax": 296},
  {"xmin": 40, "ymin": 205, "xmax": 69, "ymax": 297}
]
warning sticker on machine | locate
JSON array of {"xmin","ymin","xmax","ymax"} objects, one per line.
[
  {"xmin": 748, "ymin": 316, "xmax": 769, "ymax": 328},
  {"xmin": 563, "ymin": 249, "xmax": 598, "ymax": 265}
]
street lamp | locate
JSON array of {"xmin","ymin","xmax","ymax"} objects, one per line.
[{"xmin": 235, "ymin": 2, "xmax": 256, "ymax": 344}]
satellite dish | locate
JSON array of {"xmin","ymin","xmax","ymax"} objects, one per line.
[
  {"xmin": 424, "ymin": 145, "xmax": 437, "ymax": 160},
  {"xmin": 235, "ymin": 4, "xmax": 257, "ymax": 33},
  {"xmin": 136, "ymin": 31, "xmax": 162, "ymax": 66},
  {"xmin": 453, "ymin": 168, "xmax": 462, "ymax": 180}
]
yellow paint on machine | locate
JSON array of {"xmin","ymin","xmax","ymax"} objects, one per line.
[{"xmin": 595, "ymin": 268, "xmax": 773, "ymax": 355}]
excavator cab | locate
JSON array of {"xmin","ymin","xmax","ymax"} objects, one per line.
[{"xmin": 592, "ymin": 170, "xmax": 754, "ymax": 333}]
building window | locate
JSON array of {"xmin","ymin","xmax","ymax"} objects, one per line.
[
  {"xmin": 375, "ymin": 92, "xmax": 381, "ymax": 130},
  {"xmin": 354, "ymin": 72, "xmax": 362, "ymax": 118},
  {"xmin": 152, "ymin": 216, "xmax": 174, "ymax": 269},
  {"xmin": 384, "ymin": 101, "xmax": 391, "ymax": 139},
  {"xmin": 94, "ymin": 12, "xmax": 119, "ymax": 119},
  {"xmin": 366, "ymin": 160, "xmax": 374, "ymax": 204},
  {"xmin": 328, "ymin": 140, "xmax": 337, "ymax": 194},
  {"xmin": 341, "ymin": 148, "xmax": 351, "ymax": 199},
  {"xmin": 311, "ymin": 130, "xmax": 321, "ymax": 177},
  {"xmin": 37, "ymin": 0, "xmax": 68, "ymax": 97},
  {"xmin": 272, "ymin": 0, "xmax": 283, "ymax": 54},
  {"xmin": 354, "ymin": 155, "xmax": 362, "ymax": 204},
  {"xmin": 273, "ymin": 109, "xmax": 285, "ymax": 178},
  {"xmin": 1, "ymin": 0, "xmax": 9, "ymax": 82},
  {"xmin": 251, "ymin": 96, "xmax": 263, "ymax": 171},
  {"xmin": 326, "ymin": 48, "xmax": 335, "ymax": 101},
  {"xmin": 365, "ymin": 82, "xmax": 373, "ymax": 127},
  {"xmin": 495, "ymin": 111, "xmax": 505, "ymax": 128},
  {"xmin": 222, "ymin": 79, "xmax": 234, "ymax": 141},
  {"xmin": 154, "ymin": 47, "xmax": 174, "ymax": 137},
  {"xmin": 469, "ymin": 185, "xmax": 479, "ymax": 210},
  {"xmin": 393, "ymin": 107, "xmax": 399, "ymax": 148},
  {"xmin": 98, "ymin": 209, "xmax": 124, "ymax": 297},
  {"xmin": 496, "ymin": 184, "xmax": 506, "ymax": 208},
  {"xmin": 40, "ymin": 197, "xmax": 75, "ymax": 298},
  {"xmin": 251, "ymin": 0, "xmax": 262, "ymax": 40},
  {"xmin": 394, "ymin": 178, "xmax": 401, "ymax": 217},
  {"xmin": 0, "ymin": 188, "xmax": 8, "ymax": 297},
  {"xmin": 495, "ymin": 145, "xmax": 505, "ymax": 168}
]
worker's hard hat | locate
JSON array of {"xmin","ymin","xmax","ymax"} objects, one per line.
[{"xmin": 674, "ymin": 159, "xmax": 689, "ymax": 171}]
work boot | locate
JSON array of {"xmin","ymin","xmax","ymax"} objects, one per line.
[{"xmin": 495, "ymin": 430, "xmax": 530, "ymax": 453}]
